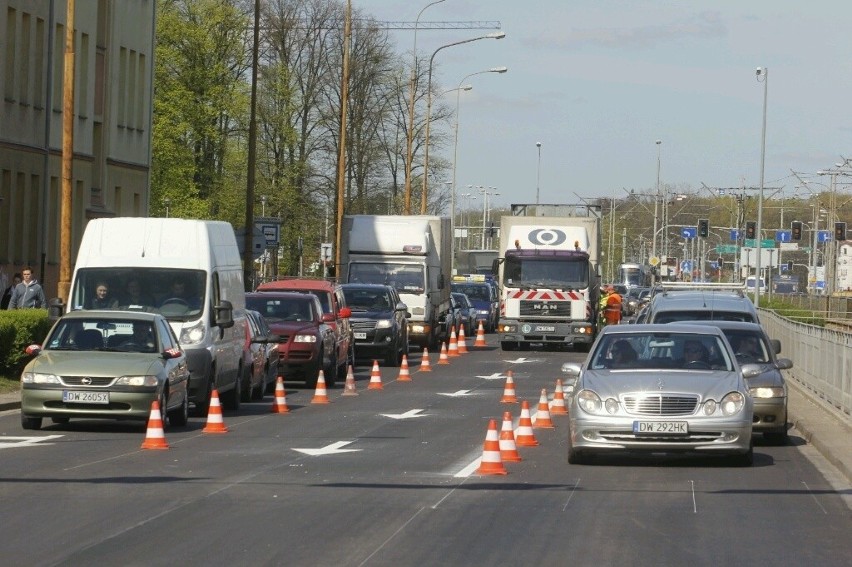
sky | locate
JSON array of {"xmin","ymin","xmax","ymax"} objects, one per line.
[{"xmin": 364, "ymin": 0, "xmax": 852, "ymax": 210}]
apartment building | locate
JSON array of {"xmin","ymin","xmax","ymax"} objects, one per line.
[{"xmin": 0, "ymin": 0, "xmax": 155, "ymax": 298}]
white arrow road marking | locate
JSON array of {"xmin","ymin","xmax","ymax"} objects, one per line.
[
  {"xmin": 438, "ymin": 390, "xmax": 474, "ymax": 397},
  {"xmin": 503, "ymin": 357, "xmax": 534, "ymax": 363},
  {"xmin": 476, "ymin": 373, "xmax": 506, "ymax": 380},
  {"xmin": 381, "ymin": 409, "xmax": 427, "ymax": 419},
  {"xmin": 292, "ymin": 441, "xmax": 361, "ymax": 456},
  {"xmin": 0, "ymin": 435, "xmax": 63, "ymax": 449}
]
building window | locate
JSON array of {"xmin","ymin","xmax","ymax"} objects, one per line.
[
  {"xmin": 118, "ymin": 46, "xmax": 127, "ymax": 127},
  {"xmin": 5, "ymin": 7, "xmax": 16, "ymax": 102},
  {"xmin": 78, "ymin": 32, "xmax": 89, "ymax": 118},
  {"xmin": 53, "ymin": 23, "xmax": 63, "ymax": 112},
  {"xmin": 20, "ymin": 12, "xmax": 31, "ymax": 105},
  {"xmin": 34, "ymin": 16, "xmax": 45, "ymax": 109}
]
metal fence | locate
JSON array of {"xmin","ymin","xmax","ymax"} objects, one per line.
[{"xmin": 761, "ymin": 309, "xmax": 852, "ymax": 417}]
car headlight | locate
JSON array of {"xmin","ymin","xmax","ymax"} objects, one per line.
[
  {"xmin": 720, "ymin": 392, "xmax": 746, "ymax": 416},
  {"xmin": 376, "ymin": 319, "xmax": 393, "ymax": 329},
  {"xmin": 294, "ymin": 334, "xmax": 317, "ymax": 343},
  {"xmin": 21, "ymin": 372, "xmax": 61, "ymax": 384},
  {"xmin": 478, "ymin": 309, "xmax": 490, "ymax": 315},
  {"xmin": 605, "ymin": 398, "xmax": 619, "ymax": 414},
  {"xmin": 115, "ymin": 375, "xmax": 159, "ymax": 387},
  {"xmin": 577, "ymin": 389, "xmax": 603, "ymax": 414},
  {"xmin": 749, "ymin": 386, "xmax": 785, "ymax": 398},
  {"xmin": 180, "ymin": 320, "xmax": 206, "ymax": 345},
  {"xmin": 499, "ymin": 324, "xmax": 516, "ymax": 332},
  {"xmin": 703, "ymin": 400, "xmax": 718, "ymax": 415}
]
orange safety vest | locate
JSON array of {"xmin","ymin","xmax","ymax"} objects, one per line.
[{"xmin": 604, "ymin": 292, "xmax": 622, "ymax": 324}]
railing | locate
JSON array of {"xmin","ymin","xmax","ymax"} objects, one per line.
[{"xmin": 760, "ymin": 309, "xmax": 852, "ymax": 416}]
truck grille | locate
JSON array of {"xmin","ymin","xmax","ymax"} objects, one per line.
[
  {"xmin": 518, "ymin": 300, "xmax": 572, "ymax": 317},
  {"xmin": 622, "ymin": 394, "xmax": 699, "ymax": 416}
]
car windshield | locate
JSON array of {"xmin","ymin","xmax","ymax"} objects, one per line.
[
  {"xmin": 724, "ymin": 330, "xmax": 770, "ymax": 363},
  {"xmin": 589, "ymin": 332, "xmax": 734, "ymax": 371},
  {"xmin": 349, "ymin": 263, "xmax": 425, "ymax": 295},
  {"xmin": 246, "ymin": 296, "xmax": 314, "ymax": 322},
  {"xmin": 451, "ymin": 284, "xmax": 491, "ymax": 301},
  {"xmin": 452, "ymin": 294, "xmax": 471, "ymax": 308},
  {"xmin": 342, "ymin": 289, "xmax": 392, "ymax": 311},
  {"xmin": 45, "ymin": 318, "xmax": 159, "ymax": 354}
]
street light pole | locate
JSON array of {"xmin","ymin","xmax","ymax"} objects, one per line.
[
  {"xmin": 420, "ymin": 31, "xmax": 506, "ymax": 214},
  {"xmin": 535, "ymin": 142, "xmax": 542, "ymax": 205},
  {"xmin": 652, "ymin": 140, "xmax": 661, "ymax": 283},
  {"xmin": 754, "ymin": 67, "xmax": 768, "ymax": 308},
  {"xmin": 404, "ymin": 0, "xmax": 446, "ymax": 215}
]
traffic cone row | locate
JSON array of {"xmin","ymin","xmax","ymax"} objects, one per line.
[
  {"xmin": 368, "ymin": 360, "xmax": 383, "ymax": 390},
  {"xmin": 271, "ymin": 377, "xmax": 290, "ymax": 412},
  {"xmin": 549, "ymin": 379, "xmax": 568, "ymax": 415},
  {"xmin": 500, "ymin": 371, "xmax": 518, "ymax": 404},
  {"xmin": 397, "ymin": 355, "xmax": 412, "ymax": 382},
  {"xmin": 475, "ymin": 419, "xmax": 507, "ymax": 475},
  {"xmin": 141, "ymin": 400, "xmax": 169, "ymax": 449},
  {"xmin": 342, "ymin": 365, "xmax": 358, "ymax": 396},
  {"xmin": 419, "ymin": 348, "xmax": 432, "ymax": 372},
  {"xmin": 448, "ymin": 327, "xmax": 460, "ymax": 357},
  {"xmin": 202, "ymin": 389, "xmax": 229, "ymax": 433},
  {"xmin": 474, "ymin": 321, "xmax": 487, "ymax": 347},
  {"xmin": 311, "ymin": 371, "xmax": 331, "ymax": 404},
  {"xmin": 457, "ymin": 324, "xmax": 468, "ymax": 354},
  {"xmin": 438, "ymin": 342, "xmax": 450, "ymax": 364}
]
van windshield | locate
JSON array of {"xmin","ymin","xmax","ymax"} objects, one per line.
[
  {"xmin": 349, "ymin": 263, "xmax": 425, "ymax": 295},
  {"xmin": 71, "ymin": 268, "xmax": 206, "ymax": 321}
]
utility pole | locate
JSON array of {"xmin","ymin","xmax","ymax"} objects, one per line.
[
  {"xmin": 58, "ymin": 0, "xmax": 76, "ymax": 303},
  {"xmin": 334, "ymin": 0, "xmax": 351, "ymax": 276},
  {"xmin": 243, "ymin": 0, "xmax": 260, "ymax": 290}
]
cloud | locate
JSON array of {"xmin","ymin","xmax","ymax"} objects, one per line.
[{"xmin": 530, "ymin": 11, "xmax": 727, "ymax": 50}]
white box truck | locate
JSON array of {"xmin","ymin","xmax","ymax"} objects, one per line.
[
  {"xmin": 497, "ymin": 213, "xmax": 601, "ymax": 351},
  {"xmin": 340, "ymin": 215, "xmax": 452, "ymax": 349},
  {"xmin": 64, "ymin": 218, "xmax": 246, "ymax": 414}
]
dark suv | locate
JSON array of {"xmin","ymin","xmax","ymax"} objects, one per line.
[
  {"xmin": 256, "ymin": 278, "xmax": 353, "ymax": 381},
  {"xmin": 246, "ymin": 292, "xmax": 338, "ymax": 387},
  {"xmin": 644, "ymin": 287, "xmax": 759, "ymax": 324},
  {"xmin": 341, "ymin": 283, "xmax": 410, "ymax": 366}
]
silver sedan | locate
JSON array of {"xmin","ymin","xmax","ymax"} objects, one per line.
[{"xmin": 562, "ymin": 324, "xmax": 755, "ymax": 466}]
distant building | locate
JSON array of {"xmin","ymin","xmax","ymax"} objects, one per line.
[{"xmin": 0, "ymin": 1, "xmax": 155, "ymax": 297}]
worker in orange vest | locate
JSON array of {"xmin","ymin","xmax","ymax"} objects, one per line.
[{"xmin": 602, "ymin": 285, "xmax": 622, "ymax": 326}]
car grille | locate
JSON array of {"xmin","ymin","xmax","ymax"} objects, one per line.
[
  {"xmin": 622, "ymin": 394, "xmax": 699, "ymax": 416},
  {"xmin": 351, "ymin": 320, "xmax": 377, "ymax": 331},
  {"xmin": 61, "ymin": 376, "xmax": 114, "ymax": 386}
]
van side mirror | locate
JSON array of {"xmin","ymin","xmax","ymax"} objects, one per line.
[
  {"xmin": 48, "ymin": 298, "xmax": 65, "ymax": 322},
  {"xmin": 214, "ymin": 300, "xmax": 234, "ymax": 328}
]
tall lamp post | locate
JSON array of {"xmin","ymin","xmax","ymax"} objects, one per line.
[
  {"xmin": 480, "ymin": 186, "xmax": 499, "ymax": 249},
  {"xmin": 535, "ymin": 142, "xmax": 542, "ymax": 204},
  {"xmin": 754, "ymin": 67, "xmax": 768, "ymax": 308},
  {"xmin": 652, "ymin": 140, "xmax": 661, "ymax": 264},
  {"xmin": 420, "ymin": 31, "xmax": 506, "ymax": 214},
  {"xmin": 449, "ymin": 66, "xmax": 507, "ymax": 271},
  {"xmin": 404, "ymin": 0, "xmax": 447, "ymax": 215}
]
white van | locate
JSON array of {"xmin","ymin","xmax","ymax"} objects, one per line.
[
  {"xmin": 66, "ymin": 218, "xmax": 247, "ymax": 414},
  {"xmin": 745, "ymin": 276, "xmax": 767, "ymax": 295}
]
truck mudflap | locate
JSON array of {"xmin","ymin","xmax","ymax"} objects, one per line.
[{"xmin": 498, "ymin": 319, "xmax": 596, "ymax": 350}]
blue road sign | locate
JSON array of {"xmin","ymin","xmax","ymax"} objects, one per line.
[
  {"xmin": 680, "ymin": 260, "xmax": 692, "ymax": 271},
  {"xmin": 815, "ymin": 280, "xmax": 826, "ymax": 289},
  {"xmin": 776, "ymin": 230, "xmax": 791, "ymax": 242},
  {"xmin": 781, "ymin": 264, "xmax": 788, "ymax": 272},
  {"xmin": 681, "ymin": 227, "xmax": 697, "ymax": 239},
  {"xmin": 818, "ymin": 231, "xmax": 832, "ymax": 243},
  {"xmin": 710, "ymin": 261, "xmax": 719, "ymax": 269},
  {"xmin": 730, "ymin": 229, "xmax": 739, "ymax": 241}
]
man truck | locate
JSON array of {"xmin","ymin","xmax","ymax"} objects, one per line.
[
  {"xmin": 340, "ymin": 215, "xmax": 452, "ymax": 349},
  {"xmin": 496, "ymin": 209, "xmax": 601, "ymax": 351}
]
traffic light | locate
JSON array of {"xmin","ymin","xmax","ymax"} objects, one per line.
[
  {"xmin": 745, "ymin": 221, "xmax": 756, "ymax": 240},
  {"xmin": 835, "ymin": 221, "xmax": 847, "ymax": 242},
  {"xmin": 791, "ymin": 221, "xmax": 803, "ymax": 241},
  {"xmin": 698, "ymin": 219, "xmax": 709, "ymax": 238}
]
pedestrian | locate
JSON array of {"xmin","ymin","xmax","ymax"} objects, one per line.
[
  {"xmin": 1, "ymin": 272, "xmax": 22, "ymax": 310},
  {"xmin": 602, "ymin": 285, "xmax": 622, "ymax": 326},
  {"xmin": 7, "ymin": 267, "xmax": 47, "ymax": 309}
]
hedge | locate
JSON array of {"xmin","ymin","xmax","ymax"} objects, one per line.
[{"xmin": 0, "ymin": 310, "xmax": 54, "ymax": 377}]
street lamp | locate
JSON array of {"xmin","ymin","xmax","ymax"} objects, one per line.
[
  {"xmin": 420, "ymin": 31, "xmax": 506, "ymax": 214},
  {"xmin": 479, "ymin": 186, "xmax": 499, "ymax": 249},
  {"xmin": 404, "ymin": 0, "xmax": 447, "ymax": 215},
  {"xmin": 535, "ymin": 142, "xmax": 542, "ymax": 204},
  {"xmin": 163, "ymin": 197, "xmax": 171, "ymax": 218},
  {"xmin": 652, "ymin": 140, "xmax": 661, "ymax": 264},
  {"xmin": 754, "ymin": 66, "xmax": 768, "ymax": 307},
  {"xmin": 260, "ymin": 194, "xmax": 268, "ymax": 217},
  {"xmin": 449, "ymin": 66, "xmax": 507, "ymax": 271}
]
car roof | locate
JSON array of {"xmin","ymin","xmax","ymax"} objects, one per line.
[
  {"xmin": 60, "ymin": 310, "xmax": 162, "ymax": 322},
  {"xmin": 601, "ymin": 323, "xmax": 727, "ymax": 337},
  {"xmin": 341, "ymin": 283, "xmax": 392, "ymax": 291},
  {"xmin": 246, "ymin": 291, "xmax": 316, "ymax": 302},
  {"xmin": 682, "ymin": 320, "xmax": 767, "ymax": 332},
  {"xmin": 649, "ymin": 291, "xmax": 756, "ymax": 312},
  {"xmin": 257, "ymin": 278, "xmax": 338, "ymax": 292}
]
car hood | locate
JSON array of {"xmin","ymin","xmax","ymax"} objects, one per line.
[
  {"xmin": 267, "ymin": 321, "xmax": 318, "ymax": 336},
  {"xmin": 26, "ymin": 351, "xmax": 161, "ymax": 376},
  {"xmin": 349, "ymin": 310, "xmax": 394, "ymax": 320},
  {"xmin": 743, "ymin": 364, "xmax": 785, "ymax": 388},
  {"xmin": 468, "ymin": 299, "xmax": 491, "ymax": 310},
  {"xmin": 580, "ymin": 368, "xmax": 743, "ymax": 399}
]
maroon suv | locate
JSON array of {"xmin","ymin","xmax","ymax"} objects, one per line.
[{"xmin": 245, "ymin": 292, "xmax": 337, "ymax": 387}]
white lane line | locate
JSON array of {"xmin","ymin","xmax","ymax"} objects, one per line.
[
  {"xmin": 801, "ymin": 480, "xmax": 829, "ymax": 514},
  {"xmin": 690, "ymin": 480, "xmax": 697, "ymax": 513},
  {"xmin": 562, "ymin": 478, "xmax": 580, "ymax": 511}
]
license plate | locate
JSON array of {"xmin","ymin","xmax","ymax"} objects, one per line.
[
  {"xmin": 354, "ymin": 332, "xmax": 367, "ymax": 340},
  {"xmin": 633, "ymin": 421, "xmax": 688, "ymax": 434},
  {"xmin": 535, "ymin": 325, "xmax": 555, "ymax": 332},
  {"xmin": 63, "ymin": 391, "xmax": 110, "ymax": 404}
]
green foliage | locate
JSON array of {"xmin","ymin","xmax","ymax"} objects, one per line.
[
  {"xmin": 0, "ymin": 310, "xmax": 53, "ymax": 377},
  {"xmin": 763, "ymin": 297, "xmax": 826, "ymax": 326}
]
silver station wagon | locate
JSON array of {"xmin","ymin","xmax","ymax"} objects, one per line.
[{"xmin": 562, "ymin": 324, "xmax": 755, "ymax": 466}]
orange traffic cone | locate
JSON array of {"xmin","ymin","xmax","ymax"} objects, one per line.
[
  {"xmin": 438, "ymin": 342, "xmax": 450, "ymax": 365},
  {"xmin": 474, "ymin": 321, "xmax": 487, "ymax": 348},
  {"xmin": 458, "ymin": 324, "xmax": 468, "ymax": 354},
  {"xmin": 500, "ymin": 371, "xmax": 518, "ymax": 404},
  {"xmin": 141, "ymin": 400, "xmax": 169, "ymax": 449},
  {"xmin": 448, "ymin": 327, "xmax": 460, "ymax": 357},
  {"xmin": 397, "ymin": 355, "xmax": 412, "ymax": 382},
  {"xmin": 271, "ymin": 376, "xmax": 290, "ymax": 413},
  {"xmin": 311, "ymin": 370, "xmax": 331, "ymax": 404},
  {"xmin": 202, "ymin": 389, "xmax": 229, "ymax": 433},
  {"xmin": 476, "ymin": 419, "xmax": 508, "ymax": 475},
  {"xmin": 368, "ymin": 360, "xmax": 383, "ymax": 390},
  {"xmin": 419, "ymin": 348, "xmax": 432, "ymax": 372},
  {"xmin": 342, "ymin": 365, "xmax": 358, "ymax": 396},
  {"xmin": 549, "ymin": 379, "xmax": 568, "ymax": 415},
  {"xmin": 533, "ymin": 388, "xmax": 555, "ymax": 429},
  {"xmin": 514, "ymin": 400, "xmax": 539, "ymax": 447},
  {"xmin": 499, "ymin": 411, "xmax": 522, "ymax": 462}
]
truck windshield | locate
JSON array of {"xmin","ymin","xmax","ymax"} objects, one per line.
[
  {"xmin": 70, "ymin": 268, "xmax": 206, "ymax": 321},
  {"xmin": 349, "ymin": 263, "xmax": 425, "ymax": 295},
  {"xmin": 503, "ymin": 258, "xmax": 589, "ymax": 289}
]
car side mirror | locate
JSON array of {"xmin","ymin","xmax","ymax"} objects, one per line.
[
  {"xmin": 339, "ymin": 306, "xmax": 351, "ymax": 318},
  {"xmin": 25, "ymin": 344, "xmax": 42, "ymax": 356},
  {"xmin": 267, "ymin": 333, "xmax": 281, "ymax": 343},
  {"xmin": 322, "ymin": 313, "xmax": 335, "ymax": 323},
  {"xmin": 740, "ymin": 363, "xmax": 763, "ymax": 378},
  {"xmin": 775, "ymin": 358, "xmax": 793, "ymax": 370}
]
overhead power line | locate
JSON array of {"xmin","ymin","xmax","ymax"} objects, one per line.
[{"xmin": 366, "ymin": 20, "xmax": 502, "ymax": 30}]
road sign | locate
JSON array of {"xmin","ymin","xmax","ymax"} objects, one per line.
[
  {"xmin": 680, "ymin": 260, "xmax": 692, "ymax": 271},
  {"xmin": 780, "ymin": 242, "xmax": 799, "ymax": 251},
  {"xmin": 730, "ymin": 229, "xmax": 739, "ymax": 241},
  {"xmin": 817, "ymin": 230, "xmax": 832, "ymax": 243},
  {"xmin": 681, "ymin": 227, "xmax": 697, "ymax": 239},
  {"xmin": 649, "ymin": 256, "xmax": 660, "ymax": 266},
  {"xmin": 815, "ymin": 281, "xmax": 826, "ymax": 289},
  {"xmin": 320, "ymin": 243, "xmax": 333, "ymax": 262},
  {"xmin": 744, "ymin": 238, "xmax": 775, "ymax": 248},
  {"xmin": 716, "ymin": 244, "xmax": 738, "ymax": 254},
  {"xmin": 776, "ymin": 230, "xmax": 791, "ymax": 242}
]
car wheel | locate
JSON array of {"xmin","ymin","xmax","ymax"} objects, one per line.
[
  {"xmin": 158, "ymin": 389, "xmax": 169, "ymax": 428},
  {"xmin": 240, "ymin": 366, "xmax": 253, "ymax": 403},
  {"xmin": 567, "ymin": 430, "xmax": 588, "ymax": 465},
  {"xmin": 221, "ymin": 371, "xmax": 241, "ymax": 411},
  {"xmin": 168, "ymin": 392, "xmax": 189, "ymax": 427},
  {"xmin": 384, "ymin": 341, "xmax": 401, "ymax": 367},
  {"xmin": 252, "ymin": 368, "xmax": 267, "ymax": 401},
  {"xmin": 191, "ymin": 373, "xmax": 214, "ymax": 417},
  {"xmin": 500, "ymin": 341, "xmax": 518, "ymax": 351},
  {"xmin": 21, "ymin": 415, "xmax": 42, "ymax": 430}
]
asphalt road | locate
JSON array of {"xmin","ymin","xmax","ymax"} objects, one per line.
[{"xmin": 1, "ymin": 336, "xmax": 850, "ymax": 566}]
